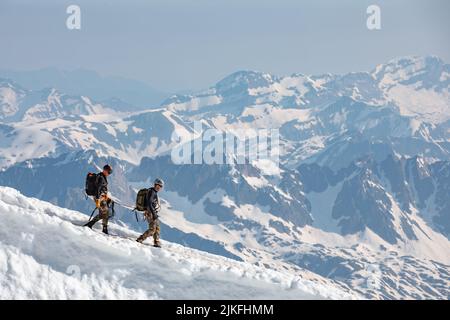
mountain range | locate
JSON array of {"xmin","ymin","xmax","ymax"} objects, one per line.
[
  {"xmin": 0, "ymin": 67, "xmax": 167, "ymax": 109},
  {"xmin": 0, "ymin": 55, "xmax": 449, "ymax": 299}
]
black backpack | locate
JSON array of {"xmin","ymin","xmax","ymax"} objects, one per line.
[
  {"xmin": 135, "ymin": 188, "xmax": 149, "ymax": 211},
  {"xmin": 85, "ymin": 172, "xmax": 98, "ymax": 196}
]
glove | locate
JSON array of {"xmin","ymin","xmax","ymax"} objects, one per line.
[{"xmin": 95, "ymin": 194, "xmax": 109, "ymax": 208}]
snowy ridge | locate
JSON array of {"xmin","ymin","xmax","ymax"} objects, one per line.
[{"xmin": 0, "ymin": 186, "xmax": 357, "ymax": 299}]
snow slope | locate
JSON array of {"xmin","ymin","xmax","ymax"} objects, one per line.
[{"xmin": 0, "ymin": 186, "xmax": 357, "ymax": 300}]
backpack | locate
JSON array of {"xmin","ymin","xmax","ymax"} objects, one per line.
[
  {"xmin": 85, "ymin": 172, "xmax": 98, "ymax": 196},
  {"xmin": 135, "ymin": 188, "xmax": 149, "ymax": 211}
]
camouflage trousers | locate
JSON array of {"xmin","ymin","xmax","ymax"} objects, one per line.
[
  {"xmin": 137, "ymin": 211, "xmax": 160, "ymax": 243},
  {"xmin": 90, "ymin": 199, "xmax": 110, "ymax": 227}
]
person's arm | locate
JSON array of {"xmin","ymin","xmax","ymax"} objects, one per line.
[
  {"xmin": 96, "ymin": 175, "xmax": 108, "ymax": 199},
  {"xmin": 146, "ymin": 189, "xmax": 158, "ymax": 218}
]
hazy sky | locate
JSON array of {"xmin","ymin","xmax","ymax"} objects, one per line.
[{"xmin": 0, "ymin": 0, "xmax": 449, "ymax": 92}]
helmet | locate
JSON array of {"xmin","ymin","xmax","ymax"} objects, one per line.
[
  {"xmin": 103, "ymin": 164, "xmax": 113, "ymax": 174},
  {"xmin": 154, "ymin": 178, "xmax": 164, "ymax": 188}
]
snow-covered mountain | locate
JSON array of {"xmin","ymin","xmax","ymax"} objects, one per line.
[
  {"xmin": 127, "ymin": 154, "xmax": 450, "ymax": 299},
  {"xmin": 2, "ymin": 56, "xmax": 448, "ymax": 170},
  {"xmin": 0, "ymin": 67, "xmax": 167, "ymax": 109},
  {"xmin": 0, "ymin": 186, "xmax": 356, "ymax": 299},
  {"xmin": 0, "ymin": 55, "xmax": 449, "ymax": 299},
  {"xmin": 0, "ymin": 79, "xmax": 123, "ymax": 123},
  {"xmin": 0, "ymin": 92, "xmax": 193, "ymax": 167},
  {"xmin": 165, "ymin": 55, "xmax": 449, "ymax": 123},
  {"xmin": 161, "ymin": 56, "xmax": 450, "ymax": 170}
]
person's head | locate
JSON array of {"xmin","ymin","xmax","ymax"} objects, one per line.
[
  {"xmin": 102, "ymin": 164, "xmax": 113, "ymax": 177},
  {"xmin": 154, "ymin": 178, "xmax": 164, "ymax": 192}
]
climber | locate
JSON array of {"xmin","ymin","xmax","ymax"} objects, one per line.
[
  {"xmin": 83, "ymin": 164, "xmax": 113, "ymax": 234},
  {"xmin": 136, "ymin": 178, "xmax": 164, "ymax": 247}
]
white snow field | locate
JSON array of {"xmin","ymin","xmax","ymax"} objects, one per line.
[{"xmin": 0, "ymin": 186, "xmax": 357, "ymax": 300}]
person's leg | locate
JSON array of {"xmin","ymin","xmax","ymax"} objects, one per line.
[
  {"xmin": 99, "ymin": 200, "xmax": 109, "ymax": 234},
  {"xmin": 84, "ymin": 198, "xmax": 102, "ymax": 228},
  {"xmin": 137, "ymin": 211, "xmax": 152, "ymax": 242},
  {"xmin": 153, "ymin": 218, "xmax": 161, "ymax": 247},
  {"xmin": 84, "ymin": 212, "xmax": 101, "ymax": 228}
]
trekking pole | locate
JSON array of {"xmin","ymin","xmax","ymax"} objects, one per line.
[{"xmin": 88, "ymin": 207, "xmax": 98, "ymax": 221}]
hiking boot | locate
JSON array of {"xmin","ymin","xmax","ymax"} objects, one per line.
[
  {"xmin": 102, "ymin": 226, "xmax": 109, "ymax": 235},
  {"xmin": 153, "ymin": 241, "xmax": 161, "ymax": 248},
  {"xmin": 84, "ymin": 220, "xmax": 95, "ymax": 229},
  {"xmin": 136, "ymin": 238, "xmax": 143, "ymax": 243}
]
